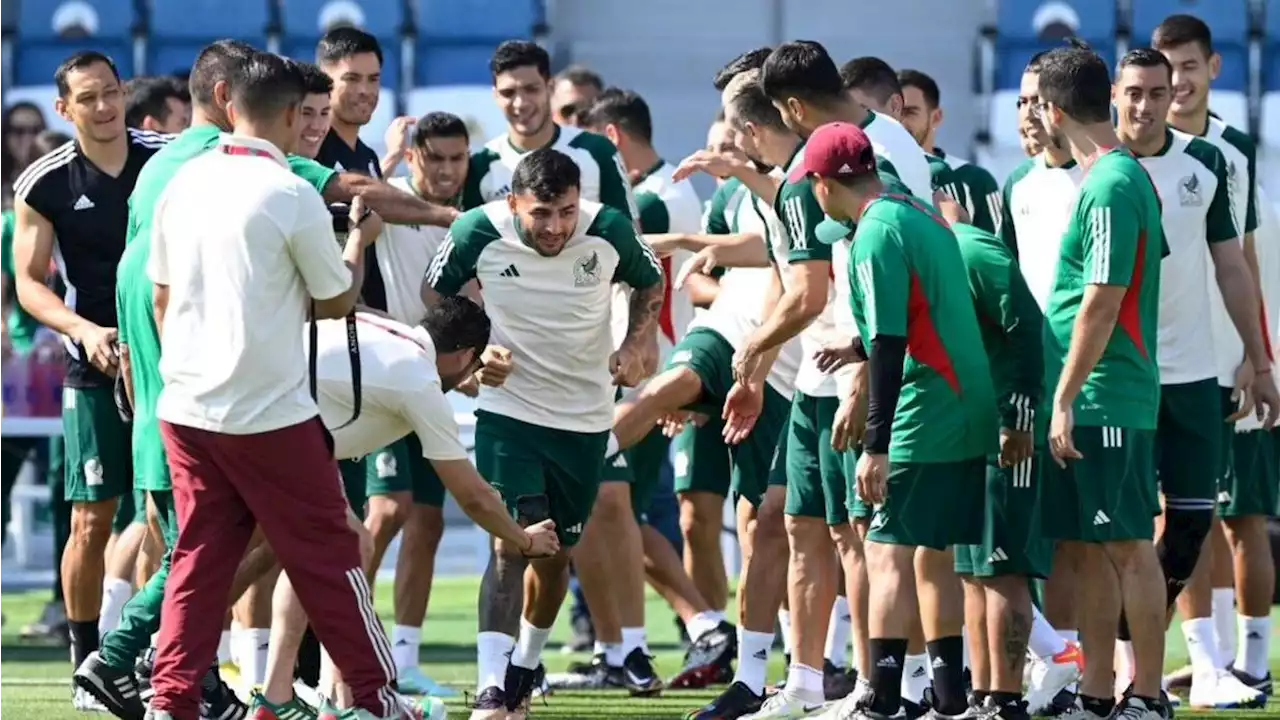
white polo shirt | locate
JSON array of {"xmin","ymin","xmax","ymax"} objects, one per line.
[
  {"xmin": 149, "ymin": 134, "xmax": 351, "ymax": 435},
  {"xmin": 311, "ymin": 313, "xmax": 469, "ymax": 461}
]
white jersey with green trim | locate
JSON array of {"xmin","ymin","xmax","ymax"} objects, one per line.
[
  {"xmin": 1005, "ymin": 155, "xmax": 1084, "ymax": 310},
  {"xmin": 378, "ymin": 176, "xmax": 452, "ymax": 324},
  {"xmin": 863, "ymin": 110, "xmax": 934, "ymax": 205}
]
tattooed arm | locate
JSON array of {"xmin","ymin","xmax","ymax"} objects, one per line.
[{"xmin": 612, "ymin": 281, "xmax": 665, "ymax": 386}]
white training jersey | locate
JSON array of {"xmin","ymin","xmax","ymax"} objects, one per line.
[
  {"xmin": 1198, "ymin": 116, "xmax": 1263, "ymax": 386},
  {"xmin": 1001, "ymin": 154, "xmax": 1084, "ymax": 311},
  {"xmin": 862, "ymin": 110, "xmax": 935, "ymax": 206},
  {"xmin": 378, "ymin": 177, "xmax": 452, "ymax": 324},
  {"xmin": 424, "ymin": 200, "xmax": 663, "ymax": 433},
  {"xmin": 1237, "ymin": 186, "xmax": 1280, "ymax": 432},
  {"xmin": 310, "ymin": 313, "xmax": 468, "ymax": 463},
  {"xmin": 1139, "ymin": 129, "xmax": 1238, "ymax": 385}
]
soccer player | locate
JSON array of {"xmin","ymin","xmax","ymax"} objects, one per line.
[
  {"xmin": 11, "ymin": 50, "xmax": 169, "ymax": 712},
  {"xmin": 1153, "ymin": 14, "xmax": 1280, "ymax": 698},
  {"xmin": 297, "ymin": 62, "xmax": 333, "ymax": 160},
  {"xmin": 1114, "ymin": 47, "xmax": 1275, "ymax": 708},
  {"xmin": 838, "ymin": 56, "xmax": 905, "ymax": 120},
  {"xmin": 802, "ymin": 121, "xmax": 997, "ymax": 720},
  {"xmin": 1034, "ymin": 45, "xmax": 1169, "ymax": 720},
  {"xmin": 896, "ymin": 69, "xmax": 1003, "ymax": 235},
  {"xmin": 124, "ymin": 76, "xmax": 191, "ymax": 134},
  {"xmin": 551, "ymin": 65, "xmax": 604, "ymax": 126},
  {"xmin": 423, "ymin": 148, "xmax": 663, "ymax": 718}
]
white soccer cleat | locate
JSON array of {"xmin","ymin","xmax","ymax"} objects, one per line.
[
  {"xmin": 72, "ymin": 685, "xmax": 109, "ymax": 712},
  {"xmin": 740, "ymin": 689, "xmax": 826, "ymax": 719},
  {"xmin": 1026, "ymin": 642, "xmax": 1083, "ymax": 715},
  {"xmin": 1188, "ymin": 669, "xmax": 1267, "ymax": 709},
  {"xmin": 810, "ymin": 678, "xmax": 876, "ymax": 720}
]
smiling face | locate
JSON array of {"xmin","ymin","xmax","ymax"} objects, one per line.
[
  {"xmin": 325, "ymin": 52, "xmax": 381, "ymax": 128},
  {"xmin": 495, "ymin": 65, "xmax": 552, "ymax": 138},
  {"xmin": 1160, "ymin": 41, "xmax": 1217, "ymax": 124},
  {"xmin": 1114, "ymin": 64, "xmax": 1172, "ymax": 149},
  {"xmin": 297, "ymin": 91, "xmax": 332, "ymax": 159},
  {"xmin": 899, "ymin": 85, "xmax": 939, "ymax": 149},
  {"xmin": 56, "ymin": 61, "xmax": 125, "ymax": 144}
]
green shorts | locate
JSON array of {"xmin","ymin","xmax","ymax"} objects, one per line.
[
  {"xmin": 365, "ymin": 435, "xmax": 446, "ymax": 507},
  {"xmin": 845, "ymin": 449, "xmax": 870, "ymax": 520},
  {"xmin": 954, "ymin": 453, "xmax": 1053, "ymax": 578},
  {"xmin": 1156, "ymin": 379, "xmax": 1222, "ymax": 506},
  {"xmin": 339, "ymin": 457, "xmax": 368, "ymax": 520},
  {"xmin": 868, "ymin": 457, "xmax": 985, "ymax": 550},
  {"xmin": 601, "ymin": 425, "xmax": 669, "ymax": 522},
  {"xmin": 475, "ymin": 410, "xmax": 608, "ymax": 548},
  {"xmin": 1220, "ymin": 428, "xmax": 1277, "ymax": 518},
  {"xmin": 1041, "ymin": 426, "xmax": 1159, "ymax": 542},
  {"xmin": 667, "ymin": 327, "xmax": 790, "ymax": 508},
  {"xmin": 110, "ymin": 488, "xmax": 147, "ymax": 533},
  {"xmin": 63, "ymin": 386, "xmax": 132, "ymax": 504},
  {"xmin": 783, "ymin": 391, "xmax": 847, "ymax": 525},
  {"xmin": 672, "ymin": 419, "xmax": 732, "ymax": 497}
]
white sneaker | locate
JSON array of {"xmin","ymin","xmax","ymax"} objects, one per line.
[
  {"xmin": 812, "ymin": 679, "xmax": 878, "ymax": 719},
  {"xmin": 73, "ymin": 686, "xmax": 109, "ymax": 712},
  {"xmin": 1189, "ymin": 668, "xmax": 1266, "ymax": 709},
  {"xmin": 1026, "ymin": 643, "xmax": 1083, "ymax": 715},
  {"xmin": 741, "ymin": 688, "xmax": 826, "ymax": 719}
]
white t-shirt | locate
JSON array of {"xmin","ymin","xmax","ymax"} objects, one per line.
[
  {"xmin": 1004, "ymin": 154, "xmax": 1084, "ymax": 311},
  {"xmin": 1139, "ymin": 130, "xmax": 1237, "ymax": 385},
  {"xmin": 311, "ymin": 313, "xmax": 468, "ymax": 462},
  {"xmin": 378, "ymin": 177, "xmax": 452, "ymax": 324},
  {"xmin": 149, "ymin": 135, "xmax": 350, "ymax": 434}
]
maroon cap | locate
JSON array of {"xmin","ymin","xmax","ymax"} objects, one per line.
[{"xmin": 789, "ymin": 121, "xmax": 876, "ymax": 183}]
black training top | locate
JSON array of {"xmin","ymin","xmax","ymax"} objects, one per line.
[{"xmin": 313, "ymin": 128, "xmax": 388, "ymax": 311}]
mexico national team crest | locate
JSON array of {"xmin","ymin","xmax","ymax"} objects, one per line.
[
  {"xmin": 574, "ymin": 250, "xmax": 602, "ymax": 287},
  {"xmin": 1178, "ymin": 174, "xmax": 1202, "ymax": 207}
]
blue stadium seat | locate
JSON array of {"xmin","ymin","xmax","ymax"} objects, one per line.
[
  {"xmin": 147, "ymin": 0, "xmax": 272, "ymax": 76},
  {"xmin": 280, "ymin": 0, "xmax": 404, "ymax": 91},
  {"xmin": 1262, "ymin": 2, "xmax": 1280, "ymax": 146},
  {"xmin": 416, "ymin": 44, "xmax": 500, "ymax": 86},
  {"xmin": 14, "ymin": 0, "xmax": 138, "ymax": 85},
  {"xmin": 410, "ymin": 0, "xmax": 541, "ymax": 87}
]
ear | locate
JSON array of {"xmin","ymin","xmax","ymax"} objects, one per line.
[
  {"xmin": 213, "ymin": 79, "xmax": 231, "ymax": 110},
  {"xmin": 932, "ymin": 106, "xmax": 944, "ymax": 128},
  {"xmin": 787, "ymin": 96, "xmax": 804, "ymax": 121},
  {"xmin": 506, "ymin": 193, "xmax": 518, "ymax": 215},
  {"xmin": 890, "ymin": 94, "xmax": 904, "ymax": 119},
  {"xmin": 1208, "ymin": 52, "xmax": 1222, "ymax": 81},
  {"xmin": 225, "ymin": 100, "xmax": 239, "ymax": 127},
  {"xmin": 285, "ymin": 103, "xmax": 298, "ymax": 128},
  {"xmin": 604, "ymin": 123, "xmax": 622, "ymax": 147},
  {"xmin": 54, "ymin": 97, "xmax": 71, "ymax": 123}
]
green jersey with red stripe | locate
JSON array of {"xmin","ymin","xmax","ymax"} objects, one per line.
[
  {"xmin": 1043, "ymin": 149, "xmax": 1166, "ymax": 430},
  {"xmin": 848, "ymin": 193, "xmax": 999, "ymax": 463}
]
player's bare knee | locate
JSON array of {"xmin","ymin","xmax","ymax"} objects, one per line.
[
  {"xmin": 1222, "ymin": 514, "xmax": 1264, "ymax": 551},
  {"xmin": 594, "ymin": 482, "xmax": 632, "ymax": 522},
  {"xmin": 71, "ymin": 500, "xmax": 115, "ymax": 548},
  {"xmin": 866, "ymin": 542, "xmax": 911, "ymax": 590},
  {"xmin": 366, "ymin": 494, "xmax": 411, "ymax": 537},
  {"xmin": 679, "ymin": 493, "xmax": 719, "ymax": 543},
  {"xmin": 829, "ymin": 522, "xmax": 862, "ymax": 561}
]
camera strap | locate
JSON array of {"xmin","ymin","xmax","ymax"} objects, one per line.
[{"xmin": 309, "ymin": 304, "xmax": 362, "ymax": 429}]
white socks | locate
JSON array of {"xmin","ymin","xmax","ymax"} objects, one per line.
[
  {"xmin": 99, "ymin": 577, "xmax": 132, "ymax": 637},
  {"xmin": 391, "ymin": 625, "xmax": 421, "ymax": 672},
  {"xmin": 621, "ymin": 627, "xmax": 647, "ymax": 659},
  {"xmin": 1213, "ymin": 588, "xmax": 1237, "ymax": 661},
  {"xmin": 477, "ymin": 631, "xmax": 515, "ymax": 690},
  {"xmin": 902, "ymin": 653, "xmax": 930, "ymax": 704},
  {"xmin": 1182, "ymin": 617, "xmax": 1223, "ymax": 675},
  {"xmin": 777, "ymin": 610, "xmax": 793, "ymax": 657},
  {"xmin": 593, "ymin": 640, "xmax": 624, "ymax": 667},
  {"xmin": 824, "ymin": 596, "xmax": 851, "ymax": 668},
  {"xmin": 735, "ymin": 629, "xmax": 773, "ymax": 695},
  {"xmin": 1235, "ymin": 615, "xmax": 1271, "ymax": 678},
  {"xmin": 235, "ymin": 628, "xmax": 270, "ymax": 688},
  {"xmin": 686, "ymin": 611, "xmax": 724, "ymax": 644},
  {"xmin": 785, "ymin": 663, "xmax": 824, "ymax": 703},
  {"xmin": 217, "ymin": 630, "xmax": 233, "ymax": 665},
  {"xmin": 1028, "ymin": 606, "xmax": 1068, "ymax": 659},
  {"xmin": 510, "ymin": 618, "xmax": 552, "ymax": 670}
]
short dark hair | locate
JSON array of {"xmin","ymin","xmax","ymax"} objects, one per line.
[
  {"xmin": 760, "ymin": 41, "xmax": 844, "ymax": 106},
  {"xmin": 125, "ymin": 77, "xmax": 185, "ymax": 129},
  {"xmin": 1116, "ymin": 47, "xmax": 1173, "ymax": 82},
  {"xmin": 728, "ymin": 76, "xmax": 789, "ymax": 131},
  {"xmin": 840, "ymin": 57, "xmax": 901, "ymax": 104},
  {"xmin": 412, "ymin": 111, "xmax": 469, "ymax": 146},
  {"xmin": 490, "ymin": 40, "xmax": 551, "ymax": 80},
  {"xmin": 54, "ymin": 51, "xmax": 119, "ymax": 97},
  {"xmin": 556, "ymin": 65, "xmax": 603, "ymax": 91},
  {"xmin": 230, "ymin": 52, "xmax": 306, "ymax": 121},
  {"xmin": 897, "ymin": 68, "xmax": 940, "ymax": 109},
  {"xmin": 1036, "ymin": 45, "xmax": 1113, "ymax": 123},
  {"xmin": 189, "ymin": 39, "xmax": 256, "ymax": 108},
  {"xmin": 713, "ymin": 46, "xmax": 773, "ymax": 91},
  {"xmin": 34, "ymin": 130, "xmax": 72, "ymax": 156},
  {"xmin": 317, "ymin": 27, "xmax": 383, "ymax": 67},
  {"xmin": 422, "ymin": 295, "xmax": 491, "ymax": 360},
  {"xmin": 168, "ymin": 75, "xmax": 191, "ymax": 104},
  {"xmin": 1025, "ymin": 50, "xmax": 1051, "ymax": 74},
  {"xmin": 511, "ymin": 148, "xmax": 580, "ymax": 202},
  {"xmin": 581, "ymin": 88, "xmax": 653, "ymax": 144},
  {"xmin": 297, "ymin": 61, "xmax": 333, "ymax": 96},
  {"xmin": 1152, "ymin": 13, "xmax": 1213, "ymax": 57}
]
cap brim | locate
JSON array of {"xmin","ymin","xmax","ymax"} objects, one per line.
[{"xmin": 815, "ymin": 216, "xmax": 854, "ymax": 245}]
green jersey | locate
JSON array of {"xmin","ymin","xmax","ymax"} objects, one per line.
[
  {"xmin": 848, "ymin": 194, "xmax": 999, "ymax": 463},
  {"xmin": 1043, "ymin": 149, "xmax": 1166, "ymax": 430},
  {"xmin": 952, "ymin": 223, "xmax": 1044, "ymax": 437},
  {"xmin": 928, "ymin": 149, "xmax": 1002, "ymax": 235},
  {"xmin": 1, "ymin": 210, "xmax": 40, "ymax": 354},
  {"xmin": 119, "ymin": 124, "xmax": 338, "ymax": 489}
]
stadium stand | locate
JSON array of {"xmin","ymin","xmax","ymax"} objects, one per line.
[
  {"xmin": 1262, "ymin": 0, "xmax": 1280, "ymax": 150},
  {"xmin": 411, "ymin": 0, "xmax": 544, "ymax": 87},
  {"xmin": 147, "ymin": 0, "xmax": 272, "ymax": 77},
  {"xmin": 14, "ymin": 0, "xmax": 140, "ymax": 85}
]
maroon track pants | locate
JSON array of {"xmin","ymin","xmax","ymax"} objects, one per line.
[{"xmin": 150, "ymin": 418, "xmax": 397, "ymax": 720}]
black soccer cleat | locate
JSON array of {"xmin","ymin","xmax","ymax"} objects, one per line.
[
  {"xmin": 502, "ymin": 663, "xmax": 539, "ymax": 713},
  {"xmin": 623, "ymin": 647, "xmax": 664, "ymax": 697},
  {"xmin": 73, "ymin": 651, "xmax": 147, "ymax": 720},
  {"xmin": 685, "ymin": 681, "xmax": 766, "ymax": 720},
  {"xmin": 470, "ymin": 686, "xmax": 506, "ymax": 719},
  {"xmin": 200, "ymin": 663, "xmax": 248, "ymax": 720},
  {"xmin": 669, "ymin": 621, "xmax": 736, "ymax": 690},
  {"xmin": 823, "ymin": 660, "xmax": 856, "ymax": 701}
]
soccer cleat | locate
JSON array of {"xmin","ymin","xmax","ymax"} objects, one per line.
[
  {"xmin": 73, "ymin": 684, "xmax": 111, "ymax": 712},
  {"xmin": 468, "ymin": 686, "xmax": 507, "ymax": 720},
  {"xmin": 136, "ymin": 648, "xmax": 156, "ymax": 703},
  {"xmin": 394, "ymin": 667, "xmax": 457, "ymax": 698},
  {"xmin": 669, "ymin": 621, "xmax": 737, "ymax": 689},
  {"xmin": 1188, "ymin": 669, "xmax": 1266, "ymax": 709},
  {"xmin": 1110, "ymin": 696, "xmax": 1164, "ymax": 720},
  {"xmin": 74, "ymin": 651, "xmax": 147, "ymax": 720},
  {"xmin": 811, "ymin": 677, "xmax": 877, "ymax": 720},
  {"xmin": 502, "ymin": 663, "xmax": 539, "ymax": 715},
  {"xmin": 1161, "ymin": 665, "xmax": 1193, "ymax": 692},
  {"xmin": 1026, "ymin": 642, "xmax": 1083, "ymax": 715},
  {"xmin": 623, "ymin": 647, "xmax": 664, "ymax": 697},
  {"xmin": 739, "ymin": 688, "xmax": 825, "ymax": 719},
  {"xmin": 201, "ymin": 663, "xmax": 250, "ymax": 720},
  {"xmin": 248, "ymin": 689, "xmax": 319, "ymax": 720},
  {"xmin": 982, "ymin": 696, "xmax": 1030, "ymax": 720},
  {"xmin": 686, "ymin": 681, "xmax": 768, "ymax": 720},
  {"xmin": 545, "ymin": 654, "xmax": 624, "ymax": 690},
  {"xmin": 1229, "ymin": 667, "xmax": 1273, "ymax": 697},
  {"xmin": 823, "ymin": 661, "xmax": 857, "ymax": 702},
  {"xmin": 22, "ymin": 600, "xmax": 70, "ymax": 645}
]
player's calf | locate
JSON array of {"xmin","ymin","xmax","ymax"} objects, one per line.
[
  {"xmin": 363, "ymin": 491, "xmax": 412, "ymax": 581},
  {"xmin": 65, "ymin": 498, "xmax": 118, "ymax": 669},
  {"xmin": 678, "ymin": 490, "xmax": 729, "ymax": 612}
]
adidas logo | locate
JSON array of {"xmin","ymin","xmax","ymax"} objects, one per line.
[
  {"xmin": 988, "ymin": 547, "xmax": 1009, "ymax": 563},
  {"xmin": 838, "ymin": 163, "xmax": 854, "ymax": 174},
  {"xmin": 911, "ymin": 666, "xmax": 927, "ymax": 678},
  {"xmin": 500, "ymin": 264, "xmax": 521, "ymax": 278},
  {"xmin": 1218, "ymin": 490, "xmax": 1233, "ymax": 503},
  {"xmin": 394, "ymin": 639, "xmax": 410, "ymax": 646},
  {"xmin": 1248, "ymin": 631, "xmax": 1263, "ymax": 639},
  {"xmin": 73, "ymin": 195, "xmax": 94, "ymax": 210},
  {"xmin": 875, "ymin": 656, "xmax": 898, "ymax": 668},
  {"xmin": 1093, "ymin": 510, "xmax": 1111, "ymax": 525},
  {"xmin": 753, "ymin": 648, "xmax": 768, "ymax": 660},
  {"xmin": 931, "ymin": 656, "xmax": 946, "ymax": 669},
  {"xmin": 611, "ymin": 454, "xmax": 628, "ymax": 468}
]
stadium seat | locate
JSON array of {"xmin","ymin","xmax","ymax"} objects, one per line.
[
  {"xmin": 988, "ymin": 0, "xmax": 1118, "ymax": 149},
  {"xmin": 405, "ymin": 85, "xmax": 507, "ymax": 149},
  {"xmin": 14, "ymin": 0, "xmax": 138, "ymax": 85},
  {"xmin": 280, "ymin": 0, "xmax": 404, "ymax": 92},
  {"xmin": 147, "ymin": 0, "xmax": 272, "ymax": 76},
  {"xmin": 3, "ymin": 85, "xmax": 73, "ymax": 135},
  {"xmin": 1130, "ymin": 0, "xmax": 1250, "ymax": 131},
  {"xmin": 410, "ymin": 0, "xmax": 542, "ymax": 87},
  {"xmin": 1262, "ymin": 2, "xmax": 1280, "ymax": 148}
]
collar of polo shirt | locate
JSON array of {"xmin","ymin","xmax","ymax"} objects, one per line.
[{"xmin": 217, "ymin": 134, "xmax": 290, "ymax": 169}]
